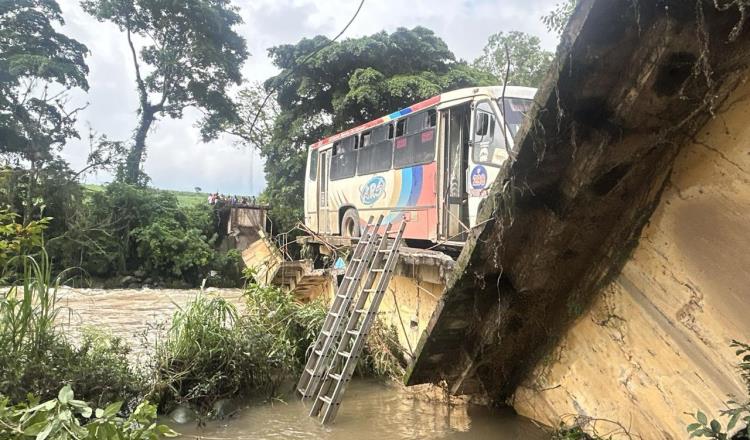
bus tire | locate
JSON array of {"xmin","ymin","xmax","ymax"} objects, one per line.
[{"xmin": 341, "ymin": 208, "xmax": 361, "ymax": 238}]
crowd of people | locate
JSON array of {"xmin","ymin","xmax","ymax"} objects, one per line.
[{"xmin": 207, "ymin": 193, "xmax": 259, "ymax": 207}]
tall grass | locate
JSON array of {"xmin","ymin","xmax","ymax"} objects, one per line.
[
  {"xmin": 150, "ymin": 281, "xmax": 406, "ymax": 414},
  {"xmin": 0, "ymin": 249, "xmax": 58, "ymax": 360},
  {"xmin": 0, "ymin": 245, "xmax": 139, "ymax": 407},
  {"xmin": 150, "ymin": 285, "xmax": 327, "ymax": 412}
]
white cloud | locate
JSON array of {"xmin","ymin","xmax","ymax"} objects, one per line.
[{"xmin": 56, "ymin": 0, "xmax": 560, "ymax": 194}]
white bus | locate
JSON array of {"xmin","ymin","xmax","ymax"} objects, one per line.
[{"xmin": 304, "ymin": 86, "xmax": 536, "ymax": 246}]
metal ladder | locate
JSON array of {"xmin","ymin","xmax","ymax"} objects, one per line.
[
  {"xmin": 296, "ymin": 215, "xmax": 383, "ymax": 399},
  {"xmin": 309, "ymin": 219, "xmax": 407, "ymax": 424}
]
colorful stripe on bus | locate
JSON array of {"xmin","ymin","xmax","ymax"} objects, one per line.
[{"xmin": 311, "ymin": 95, "xmax": 441, "ymax": 149}]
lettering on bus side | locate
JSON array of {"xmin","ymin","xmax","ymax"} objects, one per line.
[{"xmin": 360, "ymin": 176, "xmax": 386, "ymax": 205}]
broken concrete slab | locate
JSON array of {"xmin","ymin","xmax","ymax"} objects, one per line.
[{"xmin": 405, "ymin": 0, "xmax": 750, "ymax": 402}]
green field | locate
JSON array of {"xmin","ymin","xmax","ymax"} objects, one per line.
[{"xmin": 82, "ymin": 183, "xmax": 208, "ymax": 207}]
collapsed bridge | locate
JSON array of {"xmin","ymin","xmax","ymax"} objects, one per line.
[{"xmin": 401, "ymin": 0, "xmax": 750, "ymax": 436}]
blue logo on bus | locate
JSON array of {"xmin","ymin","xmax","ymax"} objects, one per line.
[
  {"xmin": 360, "ymin": 176, "xmax": 385, "ymax": 205},
  {"xmin": 470, "ymin": 165, "xmax": 488, "ymax": 190}
]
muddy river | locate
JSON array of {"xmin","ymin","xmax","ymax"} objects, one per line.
[{"xmin": 57, "ymin": 288, "xmax": 548, "ymax": 439}]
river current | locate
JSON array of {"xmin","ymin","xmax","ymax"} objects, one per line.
[{"xmin": 56, "ymin": 287, "xmax": 548, "ymax": 439}]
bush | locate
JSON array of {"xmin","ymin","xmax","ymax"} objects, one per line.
[
  {"xmin": 132, "ymin": 217, "xmax": 214, "ymax": 283},
  {"xmin": 151, "ymin": 284, "xmax": 326, "ymax": 412},
  {"xmin": 0, "ymin": 242, "xmax": 140, "ymax": 409},
  {"xmin": 150, "ymin": 280, "xmax": 407, "ymax": 414},
  {"xmin": 0, "ymin": 385, "xmax": 176, "ymax": 439}
]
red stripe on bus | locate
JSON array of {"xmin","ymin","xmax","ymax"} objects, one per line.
[{"xmin": 310, "ymin": 95, "xmax": 442, "ymax": 149}]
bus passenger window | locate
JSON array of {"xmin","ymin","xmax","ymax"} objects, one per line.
[
  {"xmin": 361, "ymin": 131, "xmax": 372, "ymax": 147},
  {"xmin": 427, "ymin": 109, "xmax": 437, "ymax": 128},
  {"xmin": 388, "ymin": 123, "xmax": 394, "ymax": 139},
  {"xmin": 396, "ymin": 119, "xmax": 406, "ymax": 137},
  {"xmin": 308, "ymin": 149, "xmax": 318, "ymax": 181},
  {"xmin": 393, "ymin": 110, "xmax": 437, "ymax": 169},
  {"xmin": 331, "ymin": 136, "xmax": 357, "ymax": 180},
  {"xmin": 357, "ymin": 125, "xmax": 393, "ymax": 175}
]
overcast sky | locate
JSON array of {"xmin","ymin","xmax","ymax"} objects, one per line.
[{"xmin": 56, "ymin": 0, "xmax": 561, "ymax": 195}]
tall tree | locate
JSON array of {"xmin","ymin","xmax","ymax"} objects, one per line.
[
  {"xmin": 0, "ymin": 0, "xmax": 89, "ymax": 224},
  {"xmin": 473, "ymin": 31, "xmax": 553, "ymax": 88},
  {"xmin": 240, "ymin": 27, "xmax": 494, "ymax": 231},
  {"xmin": 81, "ymin": 0, "xmax": 249, "ymax": 184}
]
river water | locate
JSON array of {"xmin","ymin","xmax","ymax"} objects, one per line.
[{"xmin": 56, "ymin": 287, "xmax": 547, "ymax": 439}]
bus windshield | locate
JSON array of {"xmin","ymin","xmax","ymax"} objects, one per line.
[{"xmin": 499, "ymin": 97, "xmax": 534, "ymax": 136}]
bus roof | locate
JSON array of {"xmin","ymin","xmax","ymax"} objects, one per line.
[{"xmin": 310, "ymin": 85, "xmax": 537, "ymax": 149}]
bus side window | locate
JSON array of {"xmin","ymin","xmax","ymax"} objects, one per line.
[
  {"xmin": 426, "ymin": 109, "xmax": 437, "ymax": 128},
  {"xmin": 396, "ymin": 119, "xmax": 407, "ymax": 138},
  {"xmin": 357, "ymin": 125, "xmax": 393, "ymax": 175},
  {"xmin": 388, "ymin": 123, "xmax": 394, "ymax": 139},
  {"xmin": 331, "ymin": 136, "xmax": 357, "ymax": 180},
  {"xmin": 393, "ymin": 110, "xmax": 437, "ymax": 168},
  {"xmin": 361, "ymin": 131, "xmax": 372, "ymax": 147},
  {"xmin": 308, "ymin": 149, "xmax": 318, "ymax": 181}
]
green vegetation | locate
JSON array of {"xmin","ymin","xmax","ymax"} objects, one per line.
[
  {"xmin": 472, "ymin": 31, "xmax": 553, "ymax": 88},
  {"xmin": 85, "ymin": 184, "xmax": 209, "ymax": 207},
  {"xmin": 150, "ymin": 279, "xmax": 403, "ymax": 413},
  {"xmin": 1, "ymin": 220, "xmax": 403, "ymax": 429},
  {"xmin": 687, "ymin": 341, "xmax": 750, "ymax": 439},
  {"xmin": 0, "ymin": 385, "xmax": 176, "ymax": 440},
  {"xmin": 0, "ymin": 221, "xmax": 141, "ymax": 408}
]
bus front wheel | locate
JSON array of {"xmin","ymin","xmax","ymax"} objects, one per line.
[{"xmin": 341, "ymin": 209, "xmax": 361, "ymax": 238}]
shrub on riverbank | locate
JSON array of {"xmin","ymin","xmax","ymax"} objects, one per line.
[
  {"xmin": 150, "ymin": 282, "xmax": 405, "ymax": 414},
  {"xmin": 0, "ymin": 385, "xmax": 176, "ymax": 440},
  {"xmin": 0, "ymin": 232, "xmax": 141, "ymax": 409},
  {"xmin": 150, "ymin": 284, "xmax": 326, "ymax": 412}
]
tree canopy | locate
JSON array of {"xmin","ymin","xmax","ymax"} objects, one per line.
[
  {"xmin": 0, "ymin": 0, "xmax": 89, "ymax": 162},
  {"xmin": 542, "ymin": 0, "xmax": 577, "ymax": 36},
  {"xmin": 82, "ymin": 0, "xmax": 249, "ymax": 184},
  {"xmin": 472, "ymin": 31, "xmax": 553, "ymax": 88},
  {"xmin": 248, "ymin": 26, "xmax": 495, "ymax": 231}
]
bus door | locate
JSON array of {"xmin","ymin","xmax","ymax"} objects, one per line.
[
  {"xmin": 441, "ymin": 105, "xmax": 470, "ymax": 242},
  {"xmin": 317, "ymin": 149, "xmax": 331, "ymax": 234},
  {"xmin": 467, "ymin": 100, "xmax": 507, "ymax": 227}
]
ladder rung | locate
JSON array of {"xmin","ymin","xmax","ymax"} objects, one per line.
[
  {"xmin": 346, "ymin": 329, "xmax": 360, "ymax": 336},
  {"xmin": 351, "ymin": 258, "xmax": 362, "ymax": 262},
  {"xmin": 320, "ymin": 395, "xmax": 333, "ymax": 405},
  {"xmin": 306, "ymin": 367, "xmax": 314, "ymax": 375},
  {"xmin": 322, "ymin": 330, "xmax": 331, "ymax": 336},
  {"xmin": 363, "ymin": 288, "xmax": 376, "ymax": 293},
  {"xmin": 354, "ymin": 308, "xmax": 368, "ymax": 314},
  {"xmin": 336, "ymin": 293, "xmax": 347, "ymax": 298},
  {"xmin": 315, "ymin": 349, "xmax": 323, "ymax": 356},
  {"xmin": 297, "ymin": 387, "xmax": 306, "ymax": 395},
  {"xmin": 372, "ymin": 269, "xmax": 385, "ymax": 273},
  {"xmin": 329, "ymin": 373, "xmax": 343, "ymax": 381},
  {"xmin": 378, "ymin": 250, "xmax": 390, "ymax": 253},
  {"xmin": 338, "ymin": 351, "xmax": 351, "ymax": 358}
]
